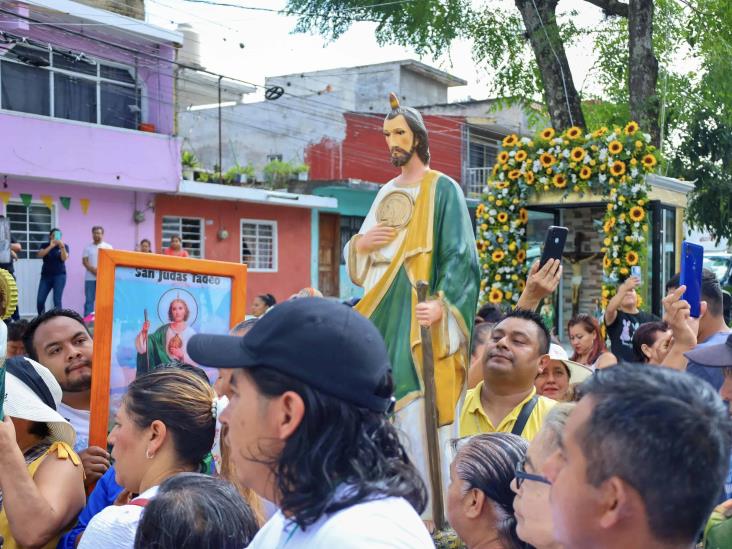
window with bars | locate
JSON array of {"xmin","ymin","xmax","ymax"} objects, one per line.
[
  {"xmin": 161, "ymin": 216, "xmax": 203, "ymax": 258},
  {"xmin": 339, "ymin": 215, "xmax": 365, "ymax": 265},
  {"xmin": 241, "ymin": 220, "xmax": 277, "ymax": 272},
  {"xmin": 6, "ymin": 202, "xmax": 54, "ymax": 259}
]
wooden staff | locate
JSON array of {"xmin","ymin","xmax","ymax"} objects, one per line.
[{"xmin": 416, "ymin": 280, "xmax": 445, "ymax": 531}]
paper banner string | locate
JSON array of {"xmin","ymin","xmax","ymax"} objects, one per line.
[
  {"xmin": 79, "ymin": 198, "xmax": 90, "ymax": 215},
  {"xmin": 59, "ymin": 196, "xmax": 71, "ymax": 210},
  {"xmin": 20, "ymin": 193, "xmax": 32, "ymax": 207},
  {"xmin": 0, "ymin": 192, "xmax": 10, "ymax": 205},
  {"xmin": 40, "ymin": 195, "xmax": 53, "ymax": 210}
]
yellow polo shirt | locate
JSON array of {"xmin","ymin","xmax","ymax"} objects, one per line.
[{"xmin": 459, "ymin": 383, "xmax": 556, "ymax": 440}]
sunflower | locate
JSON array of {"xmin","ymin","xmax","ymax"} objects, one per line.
[
  {"xmin": 502, "ymin": 134, "xmax": 519, "ymax": 148},
  {"xmin": 495, "ymin": 180, "xmax": 509, "ymax": 189},
  {"xmin": 608, "ymin": 140, "xmax": 623, "ymax": 155},
  {"xmin": 610, "ymin": 160, "xmax": 626, "ymax": 177},
  {"xmin": 498, "ymin": 151, "xmax": 510, "ymax": 165},
  {"xmin": 603, "ymin": 217, "xmax": 616, "ymax": 233},
  {"xmin": 477, "ymin": 240, "xmax": 486, "ymax": 251},
  {"xmin": 492, "ymin": 164, "xmax": 500, "ymax": 177},
  {"xmin": 519, "ymin": 208, "xmax": 529, "ymax": 224},
  {"xmin": 540, "ymin": 153, "xmax": 556, "ymax": 168},
  {"xmin": 517, "ymin": 249, "xmax": 526, "ymax": 263},
  {"xmin": 603, "ymin": 255, "xmax": 612, "ymax": 269},
  {"xmin": 642, "ymin": 154, "xmax": 657, "ymax": 169},
  {"xmin": 508, "ymin": 169, "xmax": 521, "ymax": 181},
  {"xmin": 624, "ymin": 121, "xmax": 639, "ymax": 135},
  {"xmin": 579, "ymin": 166, "xmax": 592, "ymax": 180},
  {"xmin": 515, "ymin": 150, "xmax": 528, "ymax": 162},
  {"xmin": 497, "ymin": 212, "xmax": 509, "ymax": 223},
  {"xmin": 489, "ymin": 288, "xmax": 504, "ymax": 304},
  {"xmin": 517, "ymin": 279, "xmax": 526, "ymax": 292},
  {"xmin": 566, "ymin": 126, "xmax": 583, "ymax": 140},
  {"xmin": 476, "ymin": 203, "xmax": 485, "ymax": 215},
  {"xmin": 619, "ymin": 267, "xmax": 629, "ymax": 276},
  {"xmin": 568, "ymin": 147, "xmax": 584, "ymax": 163},
  {"xmin": 524, "ymin": 171, "xmax": 535, "ymax": 185},
  {"xmin": 592, "ymin": 127, "xmax": 608, "ymax": 138},
  {"xmin": 540, "ymin": 128, "xmax": 556, "ymax": 140},
  {"xmin": 629, "ymin": 206, "xmax": 645, "ymax": 222},
  {"xmin": 625, "ymin": 251, "xmax": 639, "ymax": 266},
  {"xmin": 553, "ymin": 174, "xmax": 568, "ymax": 188},
  {"xmin": 492, "ymin": 250, "xmax": 505, "ymax": 262}
]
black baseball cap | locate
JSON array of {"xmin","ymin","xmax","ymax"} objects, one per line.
[
  {"xmin": 187, "ymin": 297, "xmax": 393, "ymax": 412},
  {"xmin": 684, "ymin": 333, "xmax": 732, "ymax": 368}
]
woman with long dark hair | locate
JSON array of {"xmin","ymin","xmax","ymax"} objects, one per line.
[
  {"xmin": 446, "ymin": 433, "xmax": 529, "ymax": 549},
  {"xmin": 567, "ymin": 314, "xmax": 616, "ymax": 369}
]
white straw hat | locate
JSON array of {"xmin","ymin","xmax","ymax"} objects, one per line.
[
  {"xmin": 548, "ymin": 343, "xmax": 593, "ymax": 384},
  {"xmin": 4, "ymin": 357, "xmax": 76, "ymax": 448}
]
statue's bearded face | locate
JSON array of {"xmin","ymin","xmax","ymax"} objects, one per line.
[{"xmin": 383, "ymin": 115, "xmax": 416, "ymax": 167}]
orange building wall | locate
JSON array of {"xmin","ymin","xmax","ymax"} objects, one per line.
[{"xmin": 155, "ymin": 194, "xmax": 312, "ymax": 313}]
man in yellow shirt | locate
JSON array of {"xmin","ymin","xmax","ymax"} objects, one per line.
[{"xmin": 459, "ymin": 308, "xmax": 556, "ymax": 440}]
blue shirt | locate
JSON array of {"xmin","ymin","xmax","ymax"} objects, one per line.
[
  {"xmin": 687, "ymin": 331, "xmax": 732, "ymax": 391},
  {"xmin": 57, "ymin": 466, "xmax": 123, "ymax": 549},
  {"xmin": 39, "ymin": 241, "xmax": 69, "ymax": 277}
]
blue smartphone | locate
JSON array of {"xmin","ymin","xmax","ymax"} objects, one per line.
[{"xmin": 680, "ymin": 241, "xmax": 704, "ymax": 318}]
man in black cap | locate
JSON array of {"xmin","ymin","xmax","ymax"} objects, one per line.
[{"xmin": 187, "ymin": 297, "xmax": 433, "ymax": 547}]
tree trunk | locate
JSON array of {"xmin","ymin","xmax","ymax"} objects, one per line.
[
  {"xmin": 628, "ymin": 0, "xmax": 660, "ymax": 145},
  {"xmin": 515, "ymin": 0, "xmax": 586, "ymax": 130}
]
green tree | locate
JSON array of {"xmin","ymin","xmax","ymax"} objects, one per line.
[{"xmin": 286, "ymin": 0, "xmax": 666, "ymax": 143}]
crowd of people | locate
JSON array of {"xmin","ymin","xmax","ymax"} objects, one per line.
[
  {"xmin": 0, "ymin": 220, "xmax": 190, "ymax": 320},
  {"xmin": 1, "ymin": 251, "xmax": 731, "ymax": 549}
]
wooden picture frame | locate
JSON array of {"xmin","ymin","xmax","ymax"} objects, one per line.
[{"xmin": 89, "ymin": 250, "xmax": 246, "ymax": 448}]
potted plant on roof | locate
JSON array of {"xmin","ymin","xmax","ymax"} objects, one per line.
[
  {"xmin": 181, "ymin": 151, "xmax": 200, "ymax": 181},
  {"xmin": 224, "ymin": 164, "xmax": 256, "ymax": 186}
]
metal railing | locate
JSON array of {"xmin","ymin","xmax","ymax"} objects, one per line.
[{"xmin": 464, "ymin": 167, "xmax": 492, "ymax": 197}]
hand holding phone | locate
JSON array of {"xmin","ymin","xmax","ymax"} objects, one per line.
[
  {"xmin": 680, "ymin": 241, "xmax": 704, "ymax": 318},
  {"xmin": 539, "ymin": 226, "xmax": 569, "ymax": 268}
]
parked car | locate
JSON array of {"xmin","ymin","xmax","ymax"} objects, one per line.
[{"xmin": 704, "ymin": 253, "xmax": 732, "ymax": 291}]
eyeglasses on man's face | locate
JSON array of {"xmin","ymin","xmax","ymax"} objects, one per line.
[{"xmin": 515, "ymin": 456, "xmax": 552, "ymax": 489}]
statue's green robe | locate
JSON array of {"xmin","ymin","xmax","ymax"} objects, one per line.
[
  {"xmin": 136, "ymin": 324, "xmax": 171, "ymax": 377},
  {"xmin": 347, "ymin": 170, "xmax": 479, "ymax": 425}
]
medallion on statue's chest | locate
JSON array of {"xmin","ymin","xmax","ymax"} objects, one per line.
[{"xmin": 376, "ymin": 190, "xmax": 415, "ymax": 230}]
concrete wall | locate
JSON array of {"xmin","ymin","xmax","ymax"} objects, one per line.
[
  {"xmin": 180, "ymin": 63, "xmax": 457, "ymax": 176},
  {"xmin": 154, "ymin": 195, "xmax": 313, "ymax": 313},
  {"xmin": 0, "ymin": 111, "xmax": 181, "ymax": 191},
  {"xmin": 4, "ymin": 178, "xmax": 155, "ymax": 315},
  {"xmin": 400, "ymin": 68, "xmax": 448, "ymax": 108}
]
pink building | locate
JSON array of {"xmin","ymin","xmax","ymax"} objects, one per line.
[{"xmin": 0, "ymin": 0, "xmax": 182, "ymax": 315}]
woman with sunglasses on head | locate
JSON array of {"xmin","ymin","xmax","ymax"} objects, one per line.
[
  {"xmin": 446, "ymin": 433, "xmax": 530, "ymax": 549},
  {"xmin": 511, "ymin": 403, "xmax": 575, "ymax": 549}
]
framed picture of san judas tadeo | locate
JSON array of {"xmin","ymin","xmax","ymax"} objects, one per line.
[{"xmin": 89, "ymin": 250, "xmax": 247, "ymax": 447}]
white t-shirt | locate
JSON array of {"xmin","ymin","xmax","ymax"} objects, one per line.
[
  {"xmin": 246, "ymin": 496, "xmax": 433, "ymax": 548},
  {"xmin": 58, "ymin": 402, "xmax": 90, "ymax": 453},
  {"xmin": 78, "ymin": 485, "xmax": 159, "ymax": 549},
  {"xmin": 82, "ymin": 241, "xmax": 113, "ymax": 281}
]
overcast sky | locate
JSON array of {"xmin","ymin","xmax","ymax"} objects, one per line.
[{"xmin": 144, "ymin": 0, "xmax": 609, "ymax": 102}]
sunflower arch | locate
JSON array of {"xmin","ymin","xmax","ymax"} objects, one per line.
[{"xmin": 475, "ymin": 122, "xmax": 659, "ymax": 309}]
